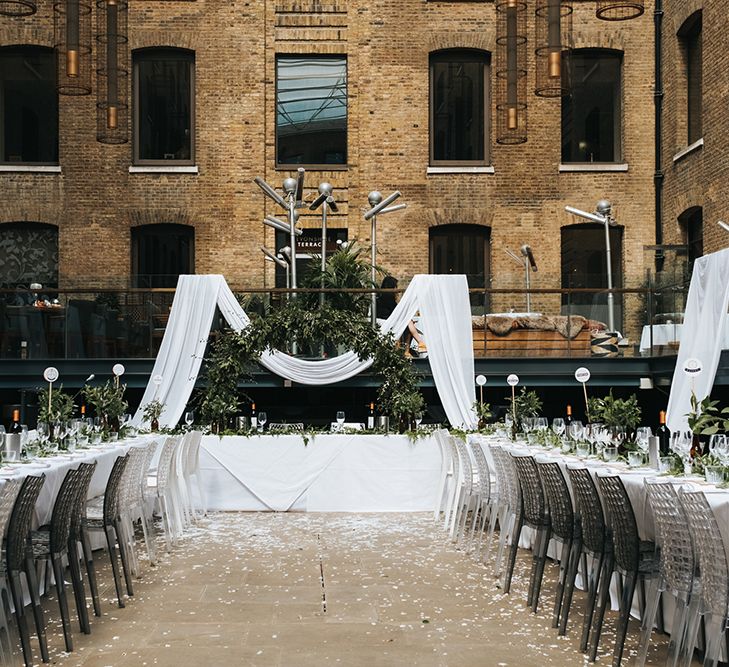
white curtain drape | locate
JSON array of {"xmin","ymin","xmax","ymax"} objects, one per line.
[
  {"xmin": 132, "ymin": 274, "xmax": 477, "ymax": 430},
  {"xmin": 666, "ymin": 248, "xmax": 729, "ymax": 432}
]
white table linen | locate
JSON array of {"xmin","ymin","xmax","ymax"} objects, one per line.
[{"xmin": 200, "ymin": 433, "xmax": 442, "ymax": 512}]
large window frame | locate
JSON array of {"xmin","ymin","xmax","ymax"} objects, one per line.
[
  {"xmin": 0, "ymin": 222, "xmax": 59, "ymax": 288},
  {"xmin": 132, "ymin": 48, "xmax": 195, "ymax": 166},
  {"xmin": 561, "ymin": 48, "xmax": 623, "ymax": 164},
  {"xmin": 429, "ymin": 49, "xmax": 490, "ymax": 167},
  {"xmin": 679, "ymin": 11, "xmax": 702, "ymax": 146},
  {"xmin": 131, "ymin": 223, "xmax": 195, "ymax": 288},
  {"xmin": 275, "ymin": 54, "xmax": 348, "ymax": 169},
  {"xmin": 0, "ymin": 45, "xmax": 58, "ymax": 166}
]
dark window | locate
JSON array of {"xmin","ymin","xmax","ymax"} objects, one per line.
[
  {"xmin": 430, "ymin": 50, "xmax": 489, "ymax": 164},
  {"xmin": 276, "ymin": 55, "xmax": 347, "ymax": 166},
  {"xmin": 0, "ymin": 222, "xmax": 58, "ymax": 288},
  {"xmin": 0, "ymin": 46, "xmax": 58, "ymax": 164},
  {"xmin": 680, "ymin": 207, "xmax": 703, "ymax": 269},
  {"xmin": 132, "ymin": 224, "xmax": 194, "ymax": 288},
  {"xmin": 134, "ymin": 49, "xmax": 194, "ymax": 164},
  {"xmin": 679, "ymin": 12, "xmax": 702, "ymax": 144},
  {"xmin": 561, "ymin": 223, "xmax": 623, "ymax": 328},
  {"xmin": 429, "ymin": 224, "xmax": 490, "ymax": 308},
  {"xmin": 561, "ymin": 49, "xmax": 622, "ymax": 163}
]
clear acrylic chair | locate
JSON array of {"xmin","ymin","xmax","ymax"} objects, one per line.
[
  {"xmin": 486, "ymin": 445, "xmax": 522, "ymax": 579},
  {"xmin": 452, "ymin": 436, "xmax": 477, "ymax": 545},
  {"xmin": 506, "ymin": 454, "xmax": 551, "ymax": 609},
  {"xmin": 145, "ymin": 435, "xmax": 184, "ymax": 552},
  {"xmin": 432, "ymin": 429, "xmax": 454, "ymax": 523},
  {"xmin": 678, "ymin": 486, "xmax": 729, "ymax": 667},
  {"xmin": 443, "ymin": 435, "xmax": 462, "ymax": 535},
  {"xmin": 183, "ymin": 430, "xmax": 206, "ymax": 521},
  {"xmin": 536, "ymin": 460, "xmax": 577, "ymax": 628},
  {"xmin": 595, "ymin": 474, "xmax": 659, "ymax": 667},
  {"xmin": 637, "ymin": 478, "xmax": 699, "ymax": 667},
  {"xmin": 466, "ymin": 437, "xmax": 493, "ymax": 556},
  {"xmin": 0, "ymin": 478, "xmax": 22, "ymax": 663}
]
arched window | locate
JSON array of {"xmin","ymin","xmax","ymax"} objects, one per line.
[
  {"xmin": 131, "ymin": 224, "xmax": 194, "ymax": 288},
  {"xmin": 679, "ymin": 206, "xmax": 703, "ymax": 270},
  {"xmin": 429, "ymin": 50, "xmax": 490, "ymax": 165},
  {"xmin": 429, "ymin": 224, "xmax": 490, "ymax": 307},
  {"xmin": 561, "ymin": 223, "xmax": 623, "ymax": 327},
  {"xmin": 0, "ymin": 222, "xmax": 59, "ymax": 288},
  {"xmin": 133, "ymin": 48, "xmax": 195, "ymax": 164},
  {"xmin": 0, "ymin": 46, "xmax": 58, "ymax": 164},
  {"xmin": 561, "ymin": 49, "xmax": 622, "ymax": 163}
]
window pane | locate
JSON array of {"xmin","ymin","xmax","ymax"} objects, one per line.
[
  {"xmin": 431, "ymin": 54, "xmax": 485, "ymax": 162},
  {"xmin": 132, "ymin": 224, "xmax": 194, "ymax": 288},
  {"xmin": 561, "ymin": 51, "xmax": 621, "ymax": 163},
  {"xmin": 0, "ymin": 48, "xmax": 58, "ymax": 164},
  {"xmin": 277, "ymin": 56, "xmax": 347, "ymax": 165},
  {"xmin": 685, "ymin": 17, "xmax": 702, "ymax": 144},
  {"xmin": 136, "ymin": 52, "xmax": 193, "ymax": 161},
  {"xmin": 0, "ymin": 223, "xmax": 58, "ymax": 288}
]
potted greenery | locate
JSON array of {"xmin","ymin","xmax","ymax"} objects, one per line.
[
  {"xmin": 473, "ymin": 401, "xmax": 492, "ymax": 431},
  {"xmin": 509, "ymin": 388, "xmax": 543, "ymax": 437},
  {"xmin": 142, "ymin": 399, "xmax": 164, "ymax": 431},
  {"xmin": 38, "ymin": 385, "xmax": 74, "ymax": 424},
  {"xmin": 587, "ymin": 391, "xmax": 642, "ymax": 452},
  {"xmin": 83, "ymin": 380, "xmax": 128, "ymax": 434}
]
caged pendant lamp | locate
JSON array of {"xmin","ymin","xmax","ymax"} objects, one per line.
[
  {"xmin": 496, "ymin": 0, "xmax": 528, "ymax": 144},
  {"xmin": 534, "ymin": 0, "xmax": 573, "ymax": 97},
  {"xmin": 54, "ymin": 0, "xmax": 93, "ymax": 95},
  {"xmin": 96, "ymin": 0, "xmax": 129, "ymax": 144}
]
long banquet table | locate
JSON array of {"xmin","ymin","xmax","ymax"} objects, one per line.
[{"xmin": 199, "ymin": 433, "xmax": 442, "ymax": 512}]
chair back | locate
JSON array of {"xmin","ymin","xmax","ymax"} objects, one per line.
[
  {"xmin": 678, "ymin": 487, "xmax": 729, "ymax": 617},
  {"xmin": 567, "ymin": 466, "xmax": 607, "ymax": 555},
  {"xmin": 452, "ymin": 437, "xmax": 473, "ymax": 496},
  {"xmin": 537, "ymin": 460, "xmax": 574, "ymax": 541},
  {"xmin": 70, "ymin": 461, "xmax": 98, "ymax": 539},
  {"xmin": 491, "ymin": 445, "xmax": 521, "ymax": 511},
  {"xmin": 596, "ymin": 474, "xmax": 641, "ymax": 572},
  {"xmin": 119, "ymin": 445, "xmax": 149, "ymax": 509},
  {"xmin": 512, "ymin": 454, "xmax": 548, "ymax": 527},
  {"xmin": 50, "ymin": 466, "xmax": 84, "ymax": 553},
  {"xmin": 6, "ymin": 475, "xmax": 45, "ymax": 571},
  {"xmin": 644, "ymin": 478, "xmax": 695, "ymax": 595},
  {"xmin": 0, "ymin": 478, "xmax": 22, "ymax": 541},
  {"xmin": 103, "ymin": 454, "xmax": 129, "ymax": 524},
  {"xmin": 184, "ymin": 430, "xmax": 203, "ymax": 477},
  {"xmin": 268, "ymin": 423, "xmax": 304, "ymax": 433},
  {"xmin": 156, "ymin": 435, "xmax": 181, "ymax": 494},
  {"xmin": 468, "ymin": 439, "xmax": 491, "ymax": 501}
]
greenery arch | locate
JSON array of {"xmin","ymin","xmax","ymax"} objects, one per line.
[{"xmin": 198, "ymin": 300, "xmax": 425, "ymax": 430}]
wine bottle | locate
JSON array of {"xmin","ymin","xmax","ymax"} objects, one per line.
[
  {"xmin": 657, "ymin": 410, "xmax": 670, "ymax": 456},
  {"xmin": 250, "ymin": 402, "xmax": 258, "ymax": 429},
  {"xmin": 10, "ymin": 409, "xmax": 21, "ymax": 434},
  {"xmin": 80, "ymin": 403, "xmax": 86, "ymax": 419},
  {"xmin": 565, "ymin": 404, "xmax": 573, "ymax": 426},
  {"xmin": 367, "ymin": 402, "xmax": 375, "ymax": 430}
]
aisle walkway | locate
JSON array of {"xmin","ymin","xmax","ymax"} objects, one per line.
[{"xmin": 46, "ymin": 513, "xmax": 680, "ymax": 666}]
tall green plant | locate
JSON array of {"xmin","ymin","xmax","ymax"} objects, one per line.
[
  {"xmin": 82, "ymin": 380, "xmax": 128, "ymax": 423},
  {"xmin": 587, "ymin": 390, "xmax": 642, "ymax": 430},
  {"xmin": 38, "ymin": 386, "xmax": 74, "ymax": 423}
]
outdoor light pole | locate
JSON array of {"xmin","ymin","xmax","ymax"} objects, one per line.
[
  {"xmin": 565, "ymin": 199, "xmax": 617, "ymax": 332},
  {"xmin": 310, "ymin": 183, "xmax": 338, "ymax": 307}
]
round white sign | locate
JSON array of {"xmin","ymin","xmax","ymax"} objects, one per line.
[
  {"xmin": 152, "ymin": 374, "xmax": 164, "ymax": 386},
  {"xmin": 682, "ymin": 358, "xmax": 703, "ymax": 377},
  {"xmin": 43, "ymin": 366, "xmax": 59, "ymax": 383},
  {"xmin": 476, "ymin": 374, "xmax": 487, "ymax": 386},
  {"xmin": 575, "ymin": 367, "xmax": 591, "ymax": 383},
  {"xmin": 507, "ymin": 374, "xmax": 519, "ymax": 387},
  {"xmin": 112, "ymin": 363, "xmax": 125, "ymax": 377}
]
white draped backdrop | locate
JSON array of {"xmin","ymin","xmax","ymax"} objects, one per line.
[
  {"xmin": 132, "ymin": 274, "xmax": 477, "ymax": 430},
  {"xmin": 667, "ymin": 247, "xmax": 729, "ymax": 432}
]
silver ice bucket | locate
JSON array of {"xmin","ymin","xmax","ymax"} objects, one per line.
[{"xmin": 3, "ymin": 433, "xmax": 21, "ymax": 462}]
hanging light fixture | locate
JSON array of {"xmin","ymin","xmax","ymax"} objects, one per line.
[
  {"xmin": 596, "ymin": 0, "xmax": 644, "ymax": 20},
  {"xmin": 496, "ymin": 0, "xmax": 528, "ymax": 144},
  {"xmin": 534, "ymin": 0, "xmax": 573, "ymax": 97},
  {"xmin": 54, "ymin": 0, "xmax": 93, "ymax": 95},
  {"xmin": 96, "ymin": 0, "xmax": 129, "ymax": 144},
  {"xmin": 0, "ymin": 0, "xmax": 37, "ymax": 16}
]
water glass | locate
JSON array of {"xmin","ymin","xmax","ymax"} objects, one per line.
[
  {"xmin": 705, "ymin": 465, "xmax": 725, "ymax": 485},
  {"xmin": 576, "ymin": 441, "xmax": 590, "ymax": 458},
  {"xmin": 636, "ymin": 427, "xmax": 652, "ymax": 453},
  {"xmin": 109, "ymin": 432, "xmax": 118, "ymax": 442},
  {"xmin": 603, "ymin": 446, "xmax": 619, "ymax": 463},
  {"xmin": 628, "ymin": 451, "xmax": 644, "ymax": 468},
  {"xmin": 658, "ymin": 456, "xmax": 672, "ymax": 473}
]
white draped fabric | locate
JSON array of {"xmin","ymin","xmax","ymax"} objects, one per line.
[
  {"xmin": 132, "ymin": 274, "xmax": 477, "ymax": 430},
  {"xmin": 667, "ymin": 248, "xmax": 729, "ymax": 432}
]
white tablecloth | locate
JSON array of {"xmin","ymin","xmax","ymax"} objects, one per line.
[
  {"xmin": 640, "ymin": 318, "xmax": 729, "ymax": 353},
  {"xmin": 200, "ymin": 433, "xmax": 442, "ymax": 512}
]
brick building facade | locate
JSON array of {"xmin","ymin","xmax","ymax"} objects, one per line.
[{"xmin": 3, "ymin": 0, "xmax": 716, "ymax": 343}]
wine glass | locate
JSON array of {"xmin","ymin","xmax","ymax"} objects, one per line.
[
  {"xmin": 569, "ymin": 420, "xmax": 584, "ymax": 442},
  {"xmin": 258, "ymin": 411, "xmax": 267, "ymax": 432},
  {"xmin": 709, "ymin": 434, "xmax": 728, "ymax": 464},
  {"xmin": 414, "ymin": 412, "xmax": 423, "ymax": 430},
  {"xmin": 552, "ymin": 418, "xmax": 565, "ymax": 439},
  {"xmin": 185, "ymin": 411, "xmax": 195, "ymax": 428},
  {"xmin": 671, "ymin": 431, "xmax": 692, "ymax": 475},
  {"xmin": 0, "ymin": 425, "xmax": 5, "ymax": 451},
  {"xmin": 336, "ymin": 411, "xmax": 345, "ymax": 431}
]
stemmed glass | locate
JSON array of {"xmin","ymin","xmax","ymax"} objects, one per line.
[
  {"xmin": 0, "ymin": 425, "xmax": 5, "ymax": 452},
  {"xmin": 569, "ymin": 420, "xmax": 584, "ymax": 442},
  {"xmin": 709, "ymin": 434, "xmax": 728, "ymax": 464},
  {"xmin": 258, "ymin": 411, "xmax": 267, "ymax": 432},
  {"xmin": 414, "ymin": 412, "xmax": 423, "ymax": 430},
  {"xmin": 54, "ymin": 420, "xmax": 67, "ymax": 452},
  {"xmin": 671, "ymin": 431, "xmax": 693, "ymax": 476},
  {"xmin": 552, "ymin": 418, "xmax": 565, "ymax": 442},
  {"xmin": 336, "ymin": 411, "xmax": 345, "ymax": 431},
  {"xmin": 635, "ymin": 427, "xmax": 652, "ymax": 454},
  {"xmin": 185, "ymin": 411, "xmax": 195, "ymax": 429}
]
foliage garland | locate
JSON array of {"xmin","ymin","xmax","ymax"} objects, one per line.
[{"xmin": 198, "ymin": 301, "xmax": 424, "ymax": 430}]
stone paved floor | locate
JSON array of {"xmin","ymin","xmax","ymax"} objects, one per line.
[{"xmin": 23, "ymin": 513, "xmax": 690, "ymax": 666}]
